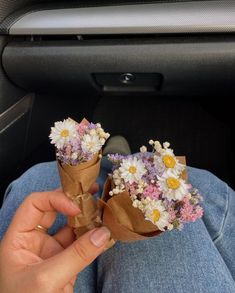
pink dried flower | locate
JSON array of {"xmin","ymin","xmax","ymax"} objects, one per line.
[
  {"xmin": 65, "ymin": 145, "xmax": 72, "ymax": 156},
  {"xmin": 168, "ymin": 207, "xmax": 177, "ymax": 222},
  {"xmin": 180, "ymin": 197, "xmax": 203, "ymax": 222},
  {"xmin": 186, "ymin": 183, "xmax": 192, "ymax": 190},
  {"xmin": 126, "ymin": 182, "xmax": 139, "ymax": 196},
  {"xmin": 194, "ymin": 206, "xmax": 204, "ymax": 218},
  {"xmin": 143, "ymin": 184, "xmax": 161, "ymax": 200},
  {"xmin": 77, "ymin": 123, "xmax": 86, "ymax": 136}
]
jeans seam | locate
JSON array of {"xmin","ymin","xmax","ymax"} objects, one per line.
[
  {"xmin": 2, "ymin": 181, "xmax": 15, "ymax": 202},
  {"xmin": 213, "ymin": 183, "xmax": 229, "ymax": 244}
]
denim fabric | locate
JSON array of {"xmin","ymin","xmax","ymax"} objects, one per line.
[{"xmin": 0, "ymin": 158, "xmax": 235, "ymax": 293}]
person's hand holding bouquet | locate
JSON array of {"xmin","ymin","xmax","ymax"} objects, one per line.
[{"xmin": 0, "ymin": 189, "xmax": 111, "ymax": 293}]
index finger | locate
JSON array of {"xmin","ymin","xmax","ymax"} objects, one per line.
[{"xmin": 7, "ymin": 190, "xmax": 80, "ymax": 234}]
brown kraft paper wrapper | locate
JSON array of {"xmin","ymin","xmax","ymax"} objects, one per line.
[
  {"xmin": 57, "ymin": 153, "xmax": 101, "ymax": 238},
  {"xmin": 98, "ymin": 156, "xmax": 187, "ymax": 242}
]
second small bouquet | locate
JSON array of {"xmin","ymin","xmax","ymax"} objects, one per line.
[{"xmin": 100, "ymin": 141, "xmax": 203, "ymax": 241}]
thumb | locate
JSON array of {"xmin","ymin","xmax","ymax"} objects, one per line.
[{"xmin": 37, "ymin": 227, "xmax": 111, "ymax": 289}]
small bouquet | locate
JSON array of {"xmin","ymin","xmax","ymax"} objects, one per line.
[
  {"xmin": 49, "ymin": 117, "xmax": 110, "ymax": 237},
  {"xmin": 99, "ymin": 140, "xmax": 203, "ymax": 241}
]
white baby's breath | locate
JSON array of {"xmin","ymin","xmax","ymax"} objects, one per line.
[
  {"xmin": 100, "ymin": 138, "xmax": 106, "ymax": 145},
  {"xmin": 71, "ymin": 152, "xmax": 78, "ymax": 160},
  {"xmin": 167, "ymin": 223, "xmax": 174, "ymax": 231},
  {"xmin": 140, "ymin": 146, "xmax": 147, "ymax": 153},
  {"xmin": 154, "ymin": 141, "xmax": 162, "ymax": 152},
  {"xmin": 163, "ymin": 141, "xmax": 170, "ymax": 149}
]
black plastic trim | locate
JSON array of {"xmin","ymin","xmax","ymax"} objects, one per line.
[
  {"xmin": 0, "ymin": 94, "xmax": 34, "ymax": 133},
  {"xmin": 3, "ymin": 37, "xmax": 235, "ymax": 95}
]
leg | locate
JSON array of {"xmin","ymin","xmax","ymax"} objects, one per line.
[
  {"xmin": 188, "ymin": 167, "xmax": 235, "ymax": 280},
  {"xmin": 98, "ymin": 219, "xmax": 235, "ymax": 293},
  {"xmin": 97, "ymin": 165, "xmax": 235, "ymax": 293},
  {"xmin": 0, "ymin": 162, "xmax": 65, "ymax": 237},
  {"xmin": 1, "ymin": 158, "xmax": 235, "ymax": 292}
]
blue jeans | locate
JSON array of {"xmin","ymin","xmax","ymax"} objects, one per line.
[{"xmin": 0, "ymin": 158, "xmax": 235, "ymax": 293}]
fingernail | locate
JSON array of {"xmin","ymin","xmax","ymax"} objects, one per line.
[{"xmin": 90, "ymin": 227, "xmax": 111, "ymax": 247}]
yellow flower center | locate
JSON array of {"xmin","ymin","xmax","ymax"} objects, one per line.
[
  {"xmin": 60, "ymin": 129, "xmax": 69, "ymax": 138},
  {"xmin": 88, "ymin": 142, "xmax": 95, "ymax": 148},
  {"xmin": 166, "ymin": 177, "xmax": 180, "ymax": 190},
  {"xmin": 162, "ymin": 155, "xmax": 176, "ymax": 168},
  {"xmin": 152, "ymin": 209, "xmax": 161, "ymax": 222},
  {"xmin": 128, "ymin": 166, "xmax": 137, "ymax": 174}
]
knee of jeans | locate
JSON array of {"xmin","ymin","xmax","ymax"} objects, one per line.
[
  {"xmin": 3, "ymin": 181, "xmax": 14, "ymax": 202},
  {"xmin": 3, "ymin": 162, "xmax": 59, "ymax": 202},
  {"xmin": 188, "ymin": 167, "xmax": 229, "ymax": 241},
  {"xmin": 23, "ymin": 162, "xmax": 59, "ymax": 188},
  {"xmin": 19, "ymin": 161, "xmax": 57, "ymax": 180},
  {"xmin": 188, "ymin": 167, "xmax": 226, "ymax": 194},
  {"xmin": 3, "ymin": 176, "xmax": 34, "ymax": 205}
]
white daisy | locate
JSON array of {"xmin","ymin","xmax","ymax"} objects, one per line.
[
  {"xmin": 154, "ymin": 148, "xmax": 185, "ymax": 176},
  {"xmin": 49, "ymin": 119, "xmax": 77, "ymax": 149},
  {"xmin": 119, "ymin": 157, "xmax": 147, "ymax": 184},
  {"xmin": 144, "ymin": 199, "xmax": 170, "ymax": 231},
  {"xmin": 81, "ymin": 134, "xmax": 102, "ymax": 154},
  {"xmin": 157, "ymin": 172, "xmax": 188, "ymax": 201}
]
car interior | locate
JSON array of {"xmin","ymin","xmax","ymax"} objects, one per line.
[{"xmin": 0, "ymin": 0, "xmax": 235, "ymax": 206}]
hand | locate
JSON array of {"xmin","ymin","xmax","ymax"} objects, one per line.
[{"xmin": 0, "ymin": 186, "xmax": 111, "ymax": 293}]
